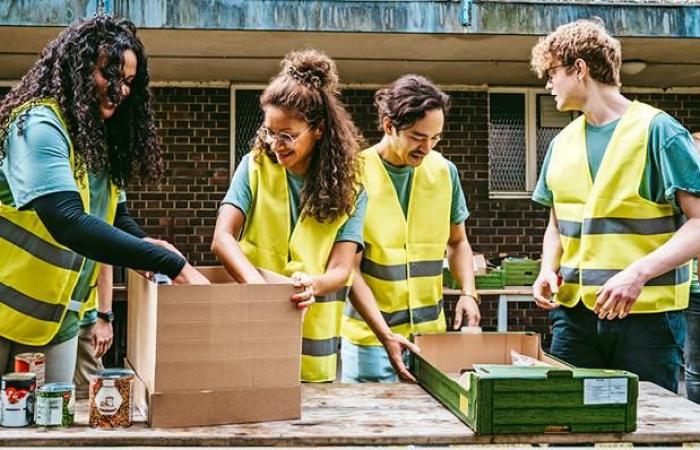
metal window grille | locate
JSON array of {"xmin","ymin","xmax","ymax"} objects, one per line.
[
  {"xmin": 234, "ymin": 89, "xmax": 264, "ymax": 166},
  {"xmin": 488, "ymin": 93, "xmax": 526, "ymax": 192},
  {"xmin": 536, "ymin": 94, "xmax": 576, "ymax": 174}
]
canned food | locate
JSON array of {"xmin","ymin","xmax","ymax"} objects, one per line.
[
  {"xmin": 14, "ymin": 352, "xmax": 46, "ymax": 388},
  {"xmin": 1, "ymin": 372, "xmax": 36, "ymax": 427},
  {"xmin": 35, "ymin": 383, "xmax": 75, "ymax": 427},
  {"xmin": 88, "ymin": 368, "xmax": 134, "ymax": 428}
]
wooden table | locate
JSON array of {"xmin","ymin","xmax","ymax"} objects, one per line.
[
  {"xmin": 446, "ymin": 286, "xmax": 535, "ymax": 332},
  {"xmin": 5, "ymin": 382, "xmax": 700, "ymax": 446}
]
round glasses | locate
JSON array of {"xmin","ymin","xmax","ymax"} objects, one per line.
[{"xmin": 259, "ymin": 125, "xmax": 313, "ymax": 148}]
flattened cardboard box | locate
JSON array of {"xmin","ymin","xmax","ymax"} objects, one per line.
[
  {"xmin": 411, "ymin": 332, "xmax": 638, "ymax": 434},
  {"xmin": 127, "ymin": 266, "xmax": 302, "ymax": 428}
]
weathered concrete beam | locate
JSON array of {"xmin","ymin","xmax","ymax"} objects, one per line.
[
  {"xmin": 2, "ymin": 0, "xmax": 699, "ymax": 39},
  {"xmin": 0, "ymin": 0, "xmax": 105, "ymax": 26},
  {"xmin": 114, "ymin": 0, "xmax": 464, "ymax": 32},
  {"xmin": 465, "ymin": 0, "xmax": 700, "ymax": 37}
]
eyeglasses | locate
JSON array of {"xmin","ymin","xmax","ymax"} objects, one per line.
[
  {"xmin": 259, "ymin": 125, "xmax": 313, "ymax": 148},
  {"xmin": 545, "ymin": 64, "xmax": 571, "ymax": 83}
]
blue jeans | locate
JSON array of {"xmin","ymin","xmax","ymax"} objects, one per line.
[
  {"xmin": 549, "ymin": 302, "xmax": 685, "ymax": 393},
  {"xmin": 685, "ymin": 293, "xmax": 700, "ymax": 404},
  {"xmin": 340, "ymin": 338, "xmax": 397, "ymax": 383}
]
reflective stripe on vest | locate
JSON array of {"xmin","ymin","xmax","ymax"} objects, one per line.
[
  {"xmin": 360, "ymin": 258, "xmax": 443, "ymax": 281},
  {"xmin": 342, "ymin": 147, "xmax": 451, "ymax": 346},
  {"xmin": 0, "ymin": 216, "xmax": 84, "ymax": 271},
  {"xmin": 239, "ymin": 151, "xmax": 351, "ymax": 382},
  {"xmin": 344, "ymin": 299, "xmax": 444, "ymax": 327},
  {"xmin": 547, "ymin": 101, "xmax": 691, "ymax": 313},
  {"xmin": 0, "ymin": 99, "xmax": 119, "ymax": 345}
]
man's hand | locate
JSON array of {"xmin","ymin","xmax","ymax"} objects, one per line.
[
  {"xmin": 533, "ymin": 269, "xmax": 560, "ymax": 309},
  {"xmin": 380, "ymin": 333, "xmax": 420, "ymax": 383},
  {"xmin": 92, "ymin": 319, "xmax": 114, "ymax": 358},
  {"xmin": 453, "ymin": 295, "xmax": 481, "ymax": 329},
  {"xmin": 290, "ymin": 272, "xmax": 316, "ymax": 310},
  {"xmin": 594, "ymin": 268, "xmax": 646, "ymax": 320}
]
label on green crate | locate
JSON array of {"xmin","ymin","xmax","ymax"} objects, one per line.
[
  {"xmin": 583, "ymin": 378, "xmax": 628, "ymax": 405},
  {"xmin": 458, "ymin": 394, "xmax": 469, "ymax": 416}
]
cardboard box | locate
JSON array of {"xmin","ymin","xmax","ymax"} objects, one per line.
[
  {"xmin": 472, "ymin": 253, "xmax": 488, "ymax": 276},
  {"xmin": 411, "ymin": 332, "xmax": 638, "ymax": 434},
  {"xmin": 126, "ymin": 266, "xmax": 302, "ymax": 428}
]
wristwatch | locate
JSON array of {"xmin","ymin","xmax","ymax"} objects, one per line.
[
  {"xmin": 461, "ymin": 290, "xmax": 481, "ymax": 305},
  {"xmin": 97, "ymin": 310, "xmax": 115, "ymax": 323}
]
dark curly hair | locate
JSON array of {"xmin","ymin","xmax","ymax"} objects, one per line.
[
  {"xmin": 254, "ymin": 49, "xmax": 363, "ymax": 223},
  {"xmin": 374, "ymin": 74, "xmax": 451, "ymax": 131},
  {"xmin": 0, "ymin": 15, "xmax": 163, "ymax": 188}
]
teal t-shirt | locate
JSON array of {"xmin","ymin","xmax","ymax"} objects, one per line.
[
  {"xmin": 532, "ymin": 111, "xmax": 700, "ymax": 293},
  {"xmin": 0, "ymin": 105, "xmax": 124, "ymax": 343},
  {"xmin": 223, "ymin": 153, "xmax": 367, "ymax": 247},
  {"xmin": 380, "ymin": 157, "xmax": 469, "ymax": 223}
]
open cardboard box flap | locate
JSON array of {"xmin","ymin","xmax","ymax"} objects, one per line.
[{"xmin": 414, "ymin": 331, "xmax": 567, "ymax": 373}]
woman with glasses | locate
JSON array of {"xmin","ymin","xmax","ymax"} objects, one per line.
[
  {"xmin": 0, "ymin": 16, "xmax": 208, "ymax": 384},
  {"xmin": 212, "ymin": 49, "xmax": 366, "ymax": 383}
]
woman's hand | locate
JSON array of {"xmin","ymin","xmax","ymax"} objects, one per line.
[
  {"xmin": 291, "ymin": 271, "xmax": 316, "ymax": 310},
  {"xmin": 173, "ymin": 263, "xmax": 210, "ymax": 285}
]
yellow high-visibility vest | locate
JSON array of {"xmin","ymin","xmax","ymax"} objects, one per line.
[
  {"xmin": 239, "ymin": 152, "xmax": 351, "ymax": 382},
  {"xmin": 548, "ymin": 101, "xmax": 691, "ymax": 313},
  {"xmin": 0, "ymin": 99, "xmax": 118, "ymax": 345},
  {"xmin": 342, "ymin": 146, "xmax": 451, "ymax": 346}
]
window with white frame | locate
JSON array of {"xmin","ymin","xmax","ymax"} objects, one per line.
[{"xmin": 488, "ymin": 89, "xmax": 578, "ymax": 198}]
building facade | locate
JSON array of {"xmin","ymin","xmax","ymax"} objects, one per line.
[{"xmin": 2, "ymin": 0, "xmax": 700, "ymax": 338}]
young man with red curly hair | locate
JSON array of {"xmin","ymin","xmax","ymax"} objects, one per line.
[{"xmin": 530, "ymin": 19, "xmax": 700, "ymax": 393}]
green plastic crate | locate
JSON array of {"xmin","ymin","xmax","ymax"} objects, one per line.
[
  {"xmin": 475, "ymin": 269, "xmax": 504, "ymax": 289},
  {"xmin": 502, "ymin": 258, "xmax": 540, "ymax": 286},
  {"xmin": 411, "ymin": 332, "xmax": 638, "ymax": 435},
  {"xmin": 443, "ymin": 266, "xmax": 460, "ymax": 290}
]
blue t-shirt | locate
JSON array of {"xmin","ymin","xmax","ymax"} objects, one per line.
[
  {"xmin": 223, "ymin": 153, "xmax": 366, "ymax": 246},
  {"xmin": 533, "ymin": 111, "xmax": 700, "ymax": 293},
  {"xmin": 0, "ymin": 105, "xmax": 125, "ymax": 340}
]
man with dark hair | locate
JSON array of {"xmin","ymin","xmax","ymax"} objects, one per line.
[
  {"xmin": 531, "ymin": 19, "xmax": 700, "ymax": 393},
  {"xmin": 341, "ymin": 75, "xmax": 480, "ymax": 383}
]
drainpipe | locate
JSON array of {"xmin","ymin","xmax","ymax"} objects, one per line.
[
  {"xmin": 461, "ymin": 0, "xmax": 474, "ymax": 29},
  {"xmin": 97, "ymin": 0, "xmax": 114, "ymax": 15}
]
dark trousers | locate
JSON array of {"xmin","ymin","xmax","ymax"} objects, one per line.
[
  {"xmin": 685, "ymin": 293, "xmax": 700, "ymax": 403},
  {"xmin": 549, "ymin": 301, "xmax": 685, "ymax": 393}
]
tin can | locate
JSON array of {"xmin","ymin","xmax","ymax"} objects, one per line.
[
  {"xmin": 88, "ymin": 368, "xmax": 134, "ymax": 428},
  {"xmin": 14, "ymin": 352, "xmax": 46, "ymax": 388},
  {"xmin": 1, "ymin": 372, "xmax": 36, "ymax": 427},
  {"xmin": 35, "ymin": 383, "xmax": 75, "ymax": 427}
]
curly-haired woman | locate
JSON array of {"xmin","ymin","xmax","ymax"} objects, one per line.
[
  {"xmin": 0, "ymin": 16, "xmax": 208, "ymax": 383},
  {"xmin": 212, "ymin": 49, "xmax": 365, "ymax": 382}
]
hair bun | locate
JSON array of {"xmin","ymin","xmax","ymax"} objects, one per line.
[{"xmin": 282, "ymin": 49, "xmax": 339, "ymax": 91}]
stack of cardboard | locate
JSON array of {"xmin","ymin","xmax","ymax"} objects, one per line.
[{"xmin": 126, "ymin": 267, "xmax": 302, "ymax": 428}]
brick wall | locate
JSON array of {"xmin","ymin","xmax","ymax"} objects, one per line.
[{"xmin": 126, "ymin": 87, "xmax": 231, "ymax": 266}]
